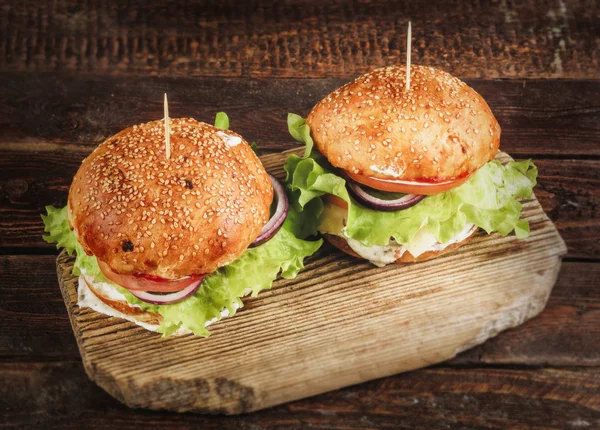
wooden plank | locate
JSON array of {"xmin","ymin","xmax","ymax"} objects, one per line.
[
  {"xmin": 50, "ymin": 152, "xmax": 567, "ymax": 413},
  {"xmin": 2, "ymin": 256, "xmax": 598, "ymax": 367},
  {"xmin": 533, "ymin": 159, "xmax": 600, "ymax": 260},
  {"xmin": 2, "ymin": 147, "xmax": 596, "ymax": 258},
  {"xmin": 0, "ymin": 1, "xmax": 597, "ymax": 79},
  {"xmin": 450, "ymin": 262, "xmax": 600, "ymax": 366},
  {"xmin": 1, "ymin": 362, "xmax": 598, "ymax": 428},
  {"xmin": 0, "ymin": 256, "xmax": 600, "ymax": 366},
  {"xmin": 0, "ymin": 255, "xmax": 79, "ymax": 362},
  {"xmin": 0, "ymin": 75, "xmax": 598, "ymax": 156}
]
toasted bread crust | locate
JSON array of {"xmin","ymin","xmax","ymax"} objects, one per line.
[
  {"xmin": 69, "ymin": 118, "xmax": 273, "ymax": 279},
  {"xmin": 307, "ymin": 65, "xmax": 500, "ymax": 181}
]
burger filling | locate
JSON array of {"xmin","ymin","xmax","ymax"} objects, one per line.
[
  {"xmin": 284, "ymin": 114, "xmax": 538, "ymax": 266},
  {"xmin": 41, "ymin": 114, "xmax": 323, "ymax": 337},
  {"xmin": 42, "ymin": 204, "xmax": 322, "ymax": 337},
  {"xmin": 77, "ymin": 271, "xmax": 240, "ymax": 335},
  {"xmin": 319, "ymin": 202, "xmax": 476, "ymax": 266}
]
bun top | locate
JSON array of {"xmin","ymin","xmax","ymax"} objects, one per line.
[
  {"xmin": 306, "ymin": 65, "xmax": 501, "ymax": 181},
  {"xmin": 68, "ymin": 118, "xmax": 273, "ymax": 279}
]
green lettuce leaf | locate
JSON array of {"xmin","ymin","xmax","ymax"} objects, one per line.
[
  {"xmin": 41, "ymin": 205, "xmax": 322, "ymax": 336},
  {"xmin": 41, "ymin": 205, "xmax": 77, "ymax": 253},
  {"xmin": 288, "ymin": 113, "xmax": 315, "ymax": 158},
  {"xmin": 41, "ymin": 205, "xmax": 101, "ymax": 277},
  {"xmin": 214, "ymin": 111, "xmax": 230, "ymax": 130},
  {"xmin": 285, "ymin": 114, "xmax": 538, "ymax": 246}
]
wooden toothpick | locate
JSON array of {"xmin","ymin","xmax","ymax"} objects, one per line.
[
  {"xmin": 406, "ymin": 21, "xmax": 412, "ymax": 91},
  {"xmin": 164, "ymin": 93, "xmax": 171, "ymax": 160}
]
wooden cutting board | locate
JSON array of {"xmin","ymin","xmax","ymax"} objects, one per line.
[{"xmin": 57, "ymin": 150, "xmax": 566, "ymax": 414}]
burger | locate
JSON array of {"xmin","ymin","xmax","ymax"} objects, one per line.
[
  {"xmin": 42, "ymin": 113, "xmax": 322, "ymax": 336},
  {"xmin": 285, "ymin": 65, "xmax": 537, "ymax": 266}
]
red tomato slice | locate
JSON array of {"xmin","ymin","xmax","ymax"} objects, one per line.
[
  {"xmin": 324, "ymin": 194, "xmax": 349, "ymax": 210},
  {"xmin": 98, "ymin": 259, "xmax": 204, "ymax": 292},
  {"xmin": 346, "ymin": 171, "xmax": 472, "ymax": 195}
]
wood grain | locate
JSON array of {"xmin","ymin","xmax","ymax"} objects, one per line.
[
  {"xmin": 2, "ymin": 256, "xmax": 598, "ymax": 367},
  {"xmin": 0, "ymin": 255, "xmax": 79, "ymax": 362},
  {"xmin": 52, "ymin": 151, "xmax": 567, "ymax": 413},
  {"xmin": 0, "ymin": 0, "xmax": 598, "ymax": 79},
  {"xmin": 1, "ymin": 1, "xmax": 597, "ymax": 425},
  {"xmin": 530, "ymin": 159, "xmax": 600, "ymax": 261},
  {"xmin": 450, "ymin": 261, "xmax": 600, "ymax": 367},
  {"xmin": 1, "ymin": 362, "xmax": 598, "ymax": 429},
  {"xmin": 0, "ymin": 74, "xmax": 598, "ymax": 156},
  {"xmin": 0, "ymin": 75, "xmax": 598, "ymax": 255}
]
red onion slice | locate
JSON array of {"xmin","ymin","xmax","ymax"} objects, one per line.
[
  {"xmin": 130, "ymin": 279, "xmax": 202, "ymax": 305},
  {"xmin": 251, "ymin": 175, "xmax": 288, "ymax": 247},
  {"xmin": 346, "ymin": 178, "xmax": 425, "ymax": 212}
]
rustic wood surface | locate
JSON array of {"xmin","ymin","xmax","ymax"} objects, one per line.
[
  {"xmin": 2, "ymin": 256, "xmax": 597, "ymax": 366},
  {"xmin": 1, "ymin": 0, "xmax": 598, "ymax": 79},
  {"xmin": 1, "ymin": 0, "xmax": 599, "ymax": 427},
  {"xmin": 2, "ymin": 362, "xmax": 598, "ymax": 429},
  {"xmin": 1, "ymin": 75, "xmax": 599, "ymax": 259},
  {"xmin": 52, "ymin": 151, "xmax": 565, "ymax": 414}
]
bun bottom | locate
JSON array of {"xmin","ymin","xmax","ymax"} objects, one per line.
[{"xmin": 323, "ymin": 232, "xmax": 476, "ymax": 264}]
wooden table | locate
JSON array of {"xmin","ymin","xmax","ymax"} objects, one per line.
[{"xmin": 1, "ymin": 1, "xmax": 598, "ymax": 428}]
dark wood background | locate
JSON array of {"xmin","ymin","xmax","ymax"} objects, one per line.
[{"xmin": 1, "ymin": 1, "xmax": 598, "ymax": 428}]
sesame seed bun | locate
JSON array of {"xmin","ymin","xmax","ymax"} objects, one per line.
[
  {"xmin": 68, "ymin": 118, "xmax": 273, "ymax": 279},
  {"xmin": 323, "ymin": 232, "xmax": 476, "ymax": 264},
  {"xmin": 306, "ymin": 65, "xmax": 501, "ymax": 181}
]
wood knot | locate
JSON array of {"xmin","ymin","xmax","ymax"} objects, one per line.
[
  {"xmin": 3, "ymin": 179, "xmax": 28, "ymax": 201},
  {"xmin": 214, "ymin": 377, "xmax": 256, "ymax": 413},
  {"xmin": 56, "ymin": 114, "xmax": 80, "ymax": 132}
]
